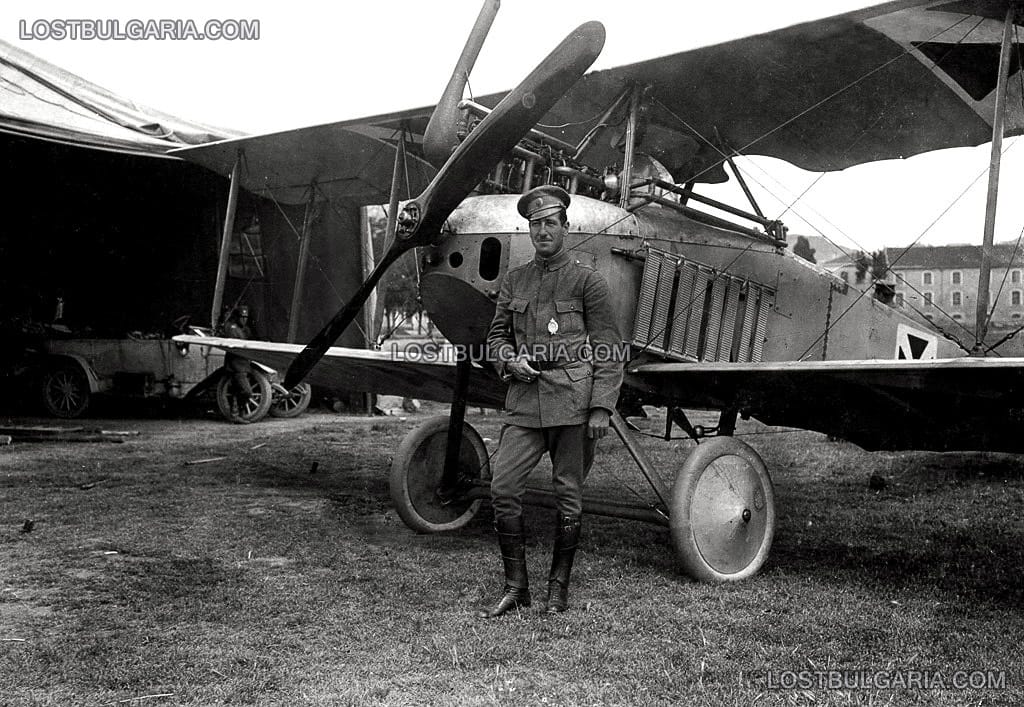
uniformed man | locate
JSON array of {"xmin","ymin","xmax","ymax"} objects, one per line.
[
  {"xmin": 222, "ymin": 305, "xmax": 254, "ymax": 411},
  {"xmin": 479, "ymin": 185, "xmax": 623, "ymax": 618}
]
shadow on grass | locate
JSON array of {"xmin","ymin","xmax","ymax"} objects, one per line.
[
  {"xmin": 771, "ymin": 529, "xmax": 1024, "ymax": 608},
  {"xmin": 154, "ymin": 413, "xmax": 1024, "ymax": 613}
]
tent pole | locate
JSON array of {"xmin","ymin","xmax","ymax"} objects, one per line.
[
  {"xmin": 287, "ymin": 185, "xmax": 316, "ymax": 343},
  {"xmin": 974, "ymin": 6, "xmax": 1017, "ymax": 351},
  {"xmin": 211, "ymin": 152, "xmax": 241, "ymax": 330}
]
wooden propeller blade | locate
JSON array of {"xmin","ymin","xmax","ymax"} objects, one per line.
[
  {"xmin": 284, "ymin": 21, "xmax": 605, "ymax": 387},
  {"xmin": 423, "ymin": 0, "xmax": 501, "ymax": 167},
  {"xmin": 283, "ymin": 245, "xmax": 405, "ymax": 389},
  {"xmin": 401, "ymin": 21, "xmax": 605, "ymax": 244}
]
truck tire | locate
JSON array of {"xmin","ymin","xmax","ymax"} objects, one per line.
[
  {"xmin": 216, "ymin": 369, "xmax": 272, "ymax": 423},
  {"xmin": 40, "ymin": 362, "xmax": 91, "ymax": 418}
]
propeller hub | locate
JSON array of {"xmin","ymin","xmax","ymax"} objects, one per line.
[{"xmin": 396, "ymin": 202, "xmax": 421, "ymax": 239}]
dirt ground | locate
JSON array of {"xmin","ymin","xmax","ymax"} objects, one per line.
[{"xmin": 2, "ymin": 405, "xmax": 1023, "ymax": 705}]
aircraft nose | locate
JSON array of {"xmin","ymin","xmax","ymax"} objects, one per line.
[{"xmin": 420, "ymin": 272, "xmax": 497, "ymax": 346}]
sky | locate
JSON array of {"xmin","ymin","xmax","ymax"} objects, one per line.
[{"xmin": 2, "ymin": 0, "xmax": 1023, "ymax": 255}]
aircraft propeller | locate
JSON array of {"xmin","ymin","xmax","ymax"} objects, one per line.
[{"xmin": 284, "ymin": 21, "xmax": 605, "ymax": 388}]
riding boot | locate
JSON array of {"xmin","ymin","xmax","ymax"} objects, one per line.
[
  {"xmin": 477, "ymin": 515, "xmax": 531, "ymax": 618},
  {"xmin": 545, "ymin": 514, "xmax": 581, "ymax": 614}
]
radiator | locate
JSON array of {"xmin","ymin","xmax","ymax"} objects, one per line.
[{"xmin": 632, "ymin": 248, "xmax": 774, "ymax": 363}]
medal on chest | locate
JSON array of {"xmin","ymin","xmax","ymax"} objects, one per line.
[{"xmin": 548, "ymin": 317, "xmax": 559, "ymax": 335}]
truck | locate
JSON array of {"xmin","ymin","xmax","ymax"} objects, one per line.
[{"xmin": 35, "ymin": 333, "xmax": 311, "ymax": 423}]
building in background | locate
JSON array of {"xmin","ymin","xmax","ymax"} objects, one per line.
[{"xmin": 821, "ymin": 243, "xmax": 1024, "ymax": 354}]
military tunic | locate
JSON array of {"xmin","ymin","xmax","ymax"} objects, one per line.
[
  {"xmin": 486, "ymin": 248, "xmax": 624, "ymax": 518},
  {"xmin": 487, "ymin": 249, "xmax": 622, "ymax": 426},
  {"xmin": 223, "ymin": 319, "xmax": 253, "ymax": 398}
]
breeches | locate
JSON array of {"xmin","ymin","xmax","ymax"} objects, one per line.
[
  {"xmin": 225, "ymin": 354, "xmax": 251, "ymax": 400},
  {"xmin": 230, "ymin": 369, "xmax": 251, "ymax": 399},
  {"xmin": 490, "ymin": 423, "xmax": 597, "ymax": 520}
]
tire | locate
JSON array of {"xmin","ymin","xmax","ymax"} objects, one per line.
[
  {"xmin": 269, "ymin": 382, "xmax": 312, "ymax": 418},
  {"xmin": 40, "ymin": 363, "xmax": 90, "ymax": 418},
  {"xmin": 389, "ymin": 415, "xmax": 490, "ymax": 533},
  {"xmin": 216, "ymin": 368, "xmax": 273, "ymax": 424},
  {"xmin": 670, "ymin": 436, "xmax": 776, "ymax": 582}
]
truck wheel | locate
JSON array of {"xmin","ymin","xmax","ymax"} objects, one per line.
[
  {"xmin": 270, "ymin": 383, "xmax": 312, "ymax": 418},
  {"xmin": 41, "ymin": 363, "xmax": 90, "ymax": 418},
  {"xmin": 216, "ymin": 369, "xmax": 273, "ymax": 423}
]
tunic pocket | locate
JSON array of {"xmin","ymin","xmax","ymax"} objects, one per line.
[
  {"xmin": 508, "ymin": 298, "xmax": 529, "ymax": 313},
  {"xmin": 563, "ymin": 361, "xmax": 593, "ymax": 413},
  {"xmin": 555, "ymin": 298, "xmax": 585, "ymax": 335},
  {"xmin": 563, "ymin": 361, "xmax": 593, "ymax": 382}
]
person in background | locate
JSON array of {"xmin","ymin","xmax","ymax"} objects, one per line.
[{"xmin": 222, "ymin": 305, "xmax": 254, "ymax": 413}]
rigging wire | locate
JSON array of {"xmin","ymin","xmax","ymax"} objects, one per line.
[
  {"xmin": 537, "ymin": 105, "xmax": 614, "ymax": 130},
  {"xmin": 649, "ymin": 13, "xmax": 972, "ymax": 252},
  {"xmin": 678, "ymin": 14, "xmax": 977, "ymax": 185},
  {"xmin": 251, "ymin": 175, "xmax": 373, "ymax": 342},
  {"xmin": 649, "ymin": 99, "xmax": 980, "ymax": 352},
  {"xmin": 650, "ymin": 12, "xmax": 997, "ymax": 353},
  {"xmin": 796, "ymin": 151, "xmax": 1017, "ymax": 360},
  {"xmin": 779, "ymin": 16, "xmax": 986, "ymax": 220},
  {"xmin": 718, "ymin": 155, "xmax": 977, "ymax": 350}
]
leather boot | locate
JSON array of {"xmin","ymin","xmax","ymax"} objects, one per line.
[
  {"xmin": 545, "ymin": 514, "xmax": 581, "ymax": 614},
  {"xmin": 477, "ymin": 515, "xmax": 531, "ymax": 618}
]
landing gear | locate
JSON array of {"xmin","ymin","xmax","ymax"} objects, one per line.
[
  {"xmin": 216, "ymin": 368, "xmax": 273, "ymax": 423},
  {"xmin": 386, "ymin": 371, "xmax": 776, "ymax": 581},
  {"xmin": 389, "ymin": 414, "xmax": 489, "ymax": 532},
  {"xmin": 669, "ymin": 436, "xmax": 776, "ymax": 582}
]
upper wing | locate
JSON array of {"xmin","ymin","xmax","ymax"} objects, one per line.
[
  {"xmin": 493, "ymin": 0, "xmax": 1024, "ymax": 182},
  {"xmin": 169, "ymin": 110, "xmax": 437, "ymax": 205},
  {"xmin": 629, "ymin": 356, "xmax": 1024, "ymax": 453},
  {"xmin": 174, "ymin": 335, "xmax": 505, "ymax": 408},
  {"xmin": 173, "ymin": 2, "xmax": 1024, "ymax": 195}
]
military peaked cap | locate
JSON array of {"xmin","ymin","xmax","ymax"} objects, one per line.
[{"xmin": 517, "ymin": 185, "xmax": 571, "ymax": 220}]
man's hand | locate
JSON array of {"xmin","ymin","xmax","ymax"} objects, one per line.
[
  {"xmin": 587, "ymin": 408, "xmax": 610, "ymax": 439},
  {"xmin": 506, "ymin": 357, "xmax": 540, "ymax": 383}
]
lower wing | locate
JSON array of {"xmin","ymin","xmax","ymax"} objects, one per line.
[
  {"xmin": 173, "ymin": 335, "xmax": 506, "ymax": 409},
  {"xmin": 629, "ymin": 357, "xmax": 1024, "ymax": 453}
]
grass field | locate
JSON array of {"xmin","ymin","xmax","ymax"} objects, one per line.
[{"xmin": 1, "ymin": 406, "xmax": 1022, "ymax": 706}]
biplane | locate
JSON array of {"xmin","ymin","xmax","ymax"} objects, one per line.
[{"xmin": 175, "ymin": 0, "xmax": 1024, "ymax": 582}]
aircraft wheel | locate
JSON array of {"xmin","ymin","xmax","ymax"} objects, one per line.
[
  {"xmin": 390, "ymin": 415, "xmax": 489, "ymax": 533},
  {"xmin": 270, "ymin": 382, "xmax": 312, "ymax": 418},
  {"xmin": 40, "ymin": 362, "xmax": 90, "ymax": 418},
  {"xmin": 216, "ymin": 369, "xmax": 273, "ymax": 424},
  {"xmin": 670, "ymin": 436, "xmax": 775, "ymax": 582}
]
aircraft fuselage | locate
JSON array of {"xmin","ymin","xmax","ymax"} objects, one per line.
[{"xmin": 419, "ymin": 193, "xmax": 960, "ymax": 374}]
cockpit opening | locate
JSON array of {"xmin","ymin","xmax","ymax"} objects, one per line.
[{"xmin": 479, "ymin": 237, "xmax": 501, "ymax": 281}]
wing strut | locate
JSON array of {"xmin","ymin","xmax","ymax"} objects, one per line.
[
  {"xmin": 974, "ymin": 4, "xmax": 1020, "ymax": 351},
  {"xmin": 211, "ymin": 151, "xmax": 241, "ymax": 330}
]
